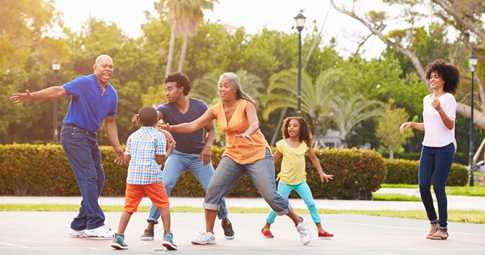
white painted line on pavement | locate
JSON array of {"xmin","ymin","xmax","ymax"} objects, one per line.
[{"xmin": 0, "ymin": 242, "xmax": 31, "ymax": 249}]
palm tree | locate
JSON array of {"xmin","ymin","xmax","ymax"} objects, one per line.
[
  {"xmin": 191, "ymin": 71, "xmax": 219, "ymax": 105},
  {"xmin": 155, "ymin": 0, "xmax": 176, "ymax": 77},
  {"xmin": 330, "ymin": 94, "xmax": 383, "ymax": 147},
  {"xmin": 235, "ymin": 69, "xmax": 265, "ymax": 103},
  {"xmin": 177, "ymin": 0, "xmax": 217, "ymax": 72},
  {"xmin": 157, "ymin": 0, "xmax": 217, "ymax": 77},
  {"xmin": 262, "ymin": 68, "xmax": 344, "ymax": 147}
]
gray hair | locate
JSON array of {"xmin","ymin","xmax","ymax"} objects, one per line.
[{"xmin": 218, "ymin": 72, "xmax": 255, "ymax": 104}]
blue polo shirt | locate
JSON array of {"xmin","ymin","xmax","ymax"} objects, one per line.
[{"xmin": 63, "ymin": 74, "xmax": 118, "ymax": 133}]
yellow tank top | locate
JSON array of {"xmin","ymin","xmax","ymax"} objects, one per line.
[{"xmin": 276, "ymin": 139, "xmax": 308, "ymax": 185}]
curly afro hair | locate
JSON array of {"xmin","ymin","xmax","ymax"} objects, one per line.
[
  {"xmin": 281, "ymin": 116, "xmax": 312, "ymax": 147},
  {"xmin": 425, "ymin": 59, "xmax": 460, "ymax": 94}
]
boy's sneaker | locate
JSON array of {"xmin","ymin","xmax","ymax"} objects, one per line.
[
  {"xmin": 221, "ymin": 219, "xmax": 235, "ymax": 240},
  {"xmin": 85, "ymin": 225, "xmax": 114, "ymax": 239},
  {"xmin": 68, "ymin": 228, "xmax": 86, "ymax": 238},
  {"xmin": 191, "ymin": 232, "xmax": 216, "ymax": 245},
  {"xmin": 140, "ymin": 228, "xmax": 154, "ymax": 241},
  {"xmin": 296, "ymin": 218, "xmax": 311, "ymax": 245},
  {"xmin": 162, "ymin": 232, "xmax": 177, "ymax": 251},
  {"xmin": 111, "ymin": 233, "xmax": 128, "ymax": 250}
]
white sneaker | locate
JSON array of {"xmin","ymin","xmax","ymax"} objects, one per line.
[
  {"xmin": 84, "ymin": 225, "xmax": 114, "ymax": 239},
  {"xmin": 191, "ymin": 232, "xmax": 216, "ymax": 245},
  {"xmin": 296, "ymin": 218, "xmax": 311, "ymax": 245},
  {"xmin": 68, "ymin": 228, "xmax": 86, "ymax": 238}
]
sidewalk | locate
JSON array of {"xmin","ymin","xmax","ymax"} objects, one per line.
[
  {"xmin": 375, "ymin": 188, "xmax": 421, "ymax": 196},
  {"xmin": 2, "ymin": 193, "xmax": 485, "ymax": 211}
]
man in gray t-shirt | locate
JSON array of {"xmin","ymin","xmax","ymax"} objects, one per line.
[{"xmin": 141, "ymin": 72, "xmax": 234, "ymax": 241}]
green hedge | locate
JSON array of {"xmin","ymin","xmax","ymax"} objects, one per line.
[
  {"xmin": 382, "ymin": 152, "xmax": 467, "ymax": 165},
  {"xmin": 384, "ymin": 159, "xmax": 468, "ymax": 186},
  {"xmin": 0, "ymin": 144, "xmax": 127, "ymax": 196},
  {"xmin": 0, "ymin": 144, "xmax": 386, "ymax": 200}
]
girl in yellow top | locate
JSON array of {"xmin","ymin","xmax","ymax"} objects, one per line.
[{"xmin": 261, "ymin": 117, "xmax": 334, "ymax": 239}]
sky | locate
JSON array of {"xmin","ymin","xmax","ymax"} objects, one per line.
[{"xmin": 52, "ymin": 0, "xmax": 432, "ymax": 59}]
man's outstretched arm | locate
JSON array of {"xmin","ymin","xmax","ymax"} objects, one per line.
[{"xmin": 9, "ymin": 86, "xmax": 67, "ymax": 103}]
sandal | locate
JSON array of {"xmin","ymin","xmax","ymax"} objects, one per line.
[
  {"xmin": 426, "ymin": 223, "xmax": 439, "ymax": 238},
  {"xmin": 428, "ymin": 229, "xmax": 449, "ymax": 240}
]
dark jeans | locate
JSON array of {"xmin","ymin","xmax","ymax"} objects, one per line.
[
  {"xmin": 419, "ymin": 143, "xmax": 454, "ymax": 229},
  {"xmin": 61, "ymin": 124, "xmax": 105, "ymax": 230}
]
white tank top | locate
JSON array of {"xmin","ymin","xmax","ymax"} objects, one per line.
[{"xmin": 422, "ymin": 93, "xmax": 456, "ymax": 147}]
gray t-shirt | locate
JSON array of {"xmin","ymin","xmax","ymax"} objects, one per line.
[{"xmin": 157, "ymin": 98, "xmax": 208, "ymax": 154}]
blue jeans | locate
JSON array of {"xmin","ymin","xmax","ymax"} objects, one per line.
[
  {"xmin": 147, "ymin": 149, "xmax": 228, "ymax": 223},
  {"xmin": 419, "ymin": 143, "xmax": 455, "ymax": 229},
  {"xmin": 204, "ymin": 148, "xmax": 289, "ymax": 215},
  {"xmin": 60, "ymin": 124, "xmax": 105, "ymax": 230},
  {"xmin": 267, "ymin": 181, "xmax": 320, "ymax": 224}
]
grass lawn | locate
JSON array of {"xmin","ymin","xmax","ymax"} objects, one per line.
[
  {"xmin": 372, "ymin": 193, "xmax": 420, "ymax": 202},
  {"xmin": 1, "ymin": 204, "xmax": 484, "ymax": 224},
  {"xmin": 381, "ymin": 184, "xmax": 485, "ymax": 196},
  {"xmin": 381, "ymin": 184, "xmax": 419, "ymax": 189}
]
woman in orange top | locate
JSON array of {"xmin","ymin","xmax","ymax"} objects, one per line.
[{"xmin": 163, "ymin": 72, "xmax": 311, "ymax": 246}]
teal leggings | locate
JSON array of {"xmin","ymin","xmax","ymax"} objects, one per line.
[{"xmin": 266, "ymin": 181, "xmax": 321, "ymax": 224}]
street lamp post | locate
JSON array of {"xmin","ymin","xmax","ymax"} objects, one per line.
[
  {"xmin": 468, "ymin": 52, "xmax": 478, "ymax": 186},
  {"xmin": 52, "ymin": 61, "xmax": 61, "ymax": 143},
  {"xmin": 294, "ymin": 11, "xmax": 306, "ymax": 116}
]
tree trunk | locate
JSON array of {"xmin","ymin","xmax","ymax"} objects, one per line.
[
  {"xmin": 178, "ymin": 32, "xmax": 189, "ymax": 72},
  {"xmin": 464, "ymin": 35, "xmax": 485, "ymax": 113},
  {"xmin": 475, "ymin": 75, "xmax": 485, "ymax": 113},
  {"xmin": 165, "ymin": 21, "xmax": 177, "ymax": 78},
  {"xmin": 330, "ymin": 0, "xmax": 427, "ymax": 81},
  {"xmin": 389, "ymin": 147, "xmax": 394, "ymax": 159},
  {"xmin": 312, "ymin": 118, "xmax": 322, "ymax": 149},
  {"xmin": 432, "ymin": 0, "xmax": 485, "ymax": 44},
  {"xmin": 339, "ymin": 132, "xmax": 347, "ymax": 148},
  {"xmin": 456, "ymin": 102, "xmax": 485, "ymax": 129},
  {"xmin": 270, "ymin": 108, "xmax": 287, "ymax": 146}
]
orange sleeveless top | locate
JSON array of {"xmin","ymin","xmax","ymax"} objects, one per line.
[{"xmin": 211, "ymin": 100, "xmax": 269, "ymax": 164}]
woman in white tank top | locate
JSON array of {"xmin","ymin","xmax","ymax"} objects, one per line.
[{"xmin": 400, "ymin": 59, "xmax": 459, "ymax": 240}]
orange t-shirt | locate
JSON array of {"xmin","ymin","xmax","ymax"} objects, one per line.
[{"xmin": 211, "ymin": 100, "xmax": 269, "ymax": 164}]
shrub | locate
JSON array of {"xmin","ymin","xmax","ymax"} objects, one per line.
[
  {"xmin": 382, "ymin": 152, "xmax": 467, "ymax": 165},
  {"xmin": 0, "ymin": 144, "xmax": 386, "ymax": 200},
  {"xmin": 305, "ymin": 148, "xmax": 386, "ymax": 200},
  {"xmin": 384, "ymin": 159, "xmax": 468, "ymax": 186}
]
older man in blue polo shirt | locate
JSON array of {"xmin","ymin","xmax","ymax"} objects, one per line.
[{"xmin": 10, "ymin": 55, "xmax": 124, "ymax": 239}]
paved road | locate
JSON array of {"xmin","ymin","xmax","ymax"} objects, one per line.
[{"xmin": 0, "ymin": 212, "xmax": 484, "ymax": 255}]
